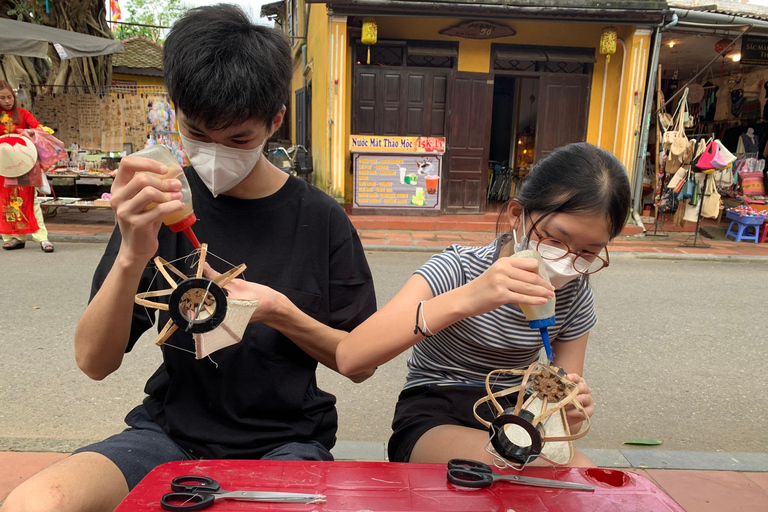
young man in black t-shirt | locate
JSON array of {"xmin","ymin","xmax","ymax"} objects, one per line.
[{"xmin": 3, "ymin": 5, "xmax": 376, "ymax": 512}]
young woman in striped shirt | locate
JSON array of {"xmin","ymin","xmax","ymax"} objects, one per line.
[{"xmin": 337, "ymin": 142, "xmax": 631, "ymax": 466}]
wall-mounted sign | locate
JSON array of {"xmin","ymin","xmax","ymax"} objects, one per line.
[
  {"xmin": 741, "ymin": 34, "xmax": 768, "ymax": 67},
  {"xmin": 350, "ymin": 135, "xmax": 446, "ymax": 154},
  {"xmin": 439, "ymin": 21, "xmax": 515, "ymax": 40},
  {"xmin": 353, "ymin": 153, "xmax": 442, "ymax": 210}
]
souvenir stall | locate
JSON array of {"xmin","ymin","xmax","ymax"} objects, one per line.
[
  {"xmin": 17, "ymin": 84, "xmax": 185, "ymax": 217},
  {"xmin": 646, "ymin": 27, "xmax": 768, "ymax": 243}
]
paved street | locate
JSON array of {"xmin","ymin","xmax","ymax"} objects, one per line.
[{"xmin": 0, "ymin": 243, "xmax": 766, "ymax": 454}]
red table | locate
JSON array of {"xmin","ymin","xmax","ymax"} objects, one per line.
[{"xmin": 115, "ymin": 460, "xmax": 684, "ymax": 512}]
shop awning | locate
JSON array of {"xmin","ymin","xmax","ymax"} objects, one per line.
[
  {"xmin": 315, "ymin": 0, "xmax": 668, "ymax": 23},
  {"xmin": 0, "ymin": 18, "xmax": 124, "ymax": 59}
]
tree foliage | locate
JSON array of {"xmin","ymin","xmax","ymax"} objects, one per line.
[{"xmin": 115, "ymin": 0, "xmax": 190, "ymax": 43}]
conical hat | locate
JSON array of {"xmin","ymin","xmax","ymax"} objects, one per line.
[{"xmin": 0, "ymin": 134, "xmax": 38, "ymax": 178}]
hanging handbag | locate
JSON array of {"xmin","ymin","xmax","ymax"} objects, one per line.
[
  {"xmin": 701, "ymin": 177, "xmax": 721, "ymax": 219},
  {"xmin": 667, "ymin": 90, "xmax": 690, "ymax": 156},
  {"xmin": 658, "ymin": 187, "xmax": 679, "ymax": 213},
  {"xmin": 716, "ymin": 140, "xmax": 737, "ymax": 166},
  {"xmin": 690, "ymin": 138, "xmax": 708, "ymax": 168},
  {"xmin": 667, "ymin": 166, "xmax": 687, "ymax": 190},
  {"xmin": 715, "ymin": 164, "xmax": 735, "ymax": 188},
  {"xmin": 696, "ymin": 140, "xmax": 721, "ymax": 170}
]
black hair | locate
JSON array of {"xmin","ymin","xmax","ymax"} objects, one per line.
[
  {"xmin": 163, "ymin": 4, "xmax": 291, "ymax": 131},
  {"xmin": 507, "ymin": 142, "xmax": 631, "ymax": 240}
]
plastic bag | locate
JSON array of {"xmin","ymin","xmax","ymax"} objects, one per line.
[{"xmin": 21, "ymin": 129, "xmax": 67, "ymax": 170}]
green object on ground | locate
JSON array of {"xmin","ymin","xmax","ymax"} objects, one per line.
[{"xmin": 623, "ymin": 439, "xmax": 663, "ymax": 446}]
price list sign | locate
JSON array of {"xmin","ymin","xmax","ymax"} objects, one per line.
[{"xmin": 353, "ymin": 153, "xmax": 442, "ymax": 210}]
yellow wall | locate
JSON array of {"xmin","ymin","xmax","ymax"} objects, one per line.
[
  {"xmin": 305, "ymin": 3, "xmax": 330, "ymax": 193},
  {"xmin": 112, "ymin": 73, "xmax": 165, "ymax": 86},
  {"xmin": 290, "ymin": 59, "xmax": 303, "ymax": 143}
]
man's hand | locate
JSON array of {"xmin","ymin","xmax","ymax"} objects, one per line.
[
  {"xmin": 202, "ymin": 263, "xmax": 286, "ymax": 326},
  {"xmin": 110, "ymin": 156, "xmax": 185, "ymax": 267}
]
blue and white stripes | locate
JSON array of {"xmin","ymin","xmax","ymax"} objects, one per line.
[{"xmin": 404, "ymin": 239, "xmax": 597, "ymax": 390}]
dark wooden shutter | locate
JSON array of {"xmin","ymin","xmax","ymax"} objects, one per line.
[
  {"xmin": 295, "ymin": 88, "xmax": 306, "ymax": 147},
  {"xmin": 534, "ymin": 74, "xmax": 591, "ymax": 162},
  {"xmin": 445, "ymin": 72, "xmax": 494, "ymax": 213}
]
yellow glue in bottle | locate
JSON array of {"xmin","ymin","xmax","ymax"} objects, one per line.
[
  {"xmin": 131, "ymin": 145, "xmax": 201, "ymax": 249},
  {"xmin": 509, "ymin": 249, "xmax": 556, "ymax": 362}
]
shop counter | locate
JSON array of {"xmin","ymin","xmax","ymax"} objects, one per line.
[{"xmin": 114, "ymin": 459, "xmax": 684, "ymax": 512}]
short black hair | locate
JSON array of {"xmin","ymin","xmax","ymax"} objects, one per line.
[
  {"xmin": 163, "ymin": 4, "xmax": 292, "ymax": 130},
  {"xmin": 514, "ymin": 142, "xmax": 631, "ymax": 239}
]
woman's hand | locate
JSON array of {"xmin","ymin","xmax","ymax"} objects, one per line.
[
  {"xmin": 457, "ymin": 256, "xmax": 555, "ymax": 317},
  {"xmin": 565, "ymin": 373, "xmax": 594, "ymax": 430},
  {"xmin": 110, "ymin": 156, "xmax": 185, "ymax": 267},
  {"xmin": 202, "ymin": 263, "xmax": 286, "ymax": 325}
]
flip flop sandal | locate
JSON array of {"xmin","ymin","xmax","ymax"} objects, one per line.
[
  {"xmin": 2, "ymin": 239, "xmax": 25, "ymax": 250},
  {"xmin": 40, "ymin": 241, "xmax": 54, "ymax": 253}
]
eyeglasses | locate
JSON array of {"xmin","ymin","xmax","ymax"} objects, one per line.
[{"xmin": 531, "ymin": 227, "xmax": 610, "ymax": 275}]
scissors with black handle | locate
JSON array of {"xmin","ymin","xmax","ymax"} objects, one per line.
[
  {"xmin": 447, "ymin": 459, "xmax": 594, "ymax": 491},
  {"xmin": 161, "ymin": 475, "xmax": 326, "ymax": 511}
]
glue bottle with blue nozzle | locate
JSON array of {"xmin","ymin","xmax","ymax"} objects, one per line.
[
  {"xmin": 510, "ymin": 249, "xmax": 556, "ymax": 362},
  {"xmin": 131, "ymin": 145, "xmax": 201, "ymax": 249}
]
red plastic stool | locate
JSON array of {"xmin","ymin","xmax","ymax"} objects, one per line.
[{"xmin": 760, "ymin": 222, "xmax": 768, "ymax": 243}]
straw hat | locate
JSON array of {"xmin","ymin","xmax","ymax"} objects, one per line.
[{"xmin": 0, "ymin": 134, "xmax": 38, "ymax": 178}]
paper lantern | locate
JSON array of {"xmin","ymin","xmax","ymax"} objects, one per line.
[
  {"xmin": 599, "ymin": 26, "xmax": 617, "ymax": 63},
  {"xmin": 714, "ymin": 38, "xmax": 734, "ymax": 56},
  {"xmin": 361, "ymin": 18, "xmax": 377, "ymax": 65}
]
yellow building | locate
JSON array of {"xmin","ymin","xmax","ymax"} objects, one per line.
[{"xmin": 265, "ymin": 0, "xmax": 668, "ymax": 213}]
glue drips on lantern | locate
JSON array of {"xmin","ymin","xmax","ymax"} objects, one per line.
[{"xmin": 131, "ymin": 145, "xmax": 201, "ymax": 249}]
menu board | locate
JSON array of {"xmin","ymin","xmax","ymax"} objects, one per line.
[{"xmin": 353, "ymin": 153, "xmax": 442, "ymax": 210}]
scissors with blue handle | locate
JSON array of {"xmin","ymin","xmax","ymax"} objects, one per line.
[
  {"xmin": 447, "ymin": 459, "xmax": 594, "ymax": 491},
  {"xmin": 161, "ymin": 475, "xmax": 326, "ymax": 510}
]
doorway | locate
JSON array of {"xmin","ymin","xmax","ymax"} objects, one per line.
[{"xmin": 487, "ymin": 76, "xmax": 540, "ymax": 210}]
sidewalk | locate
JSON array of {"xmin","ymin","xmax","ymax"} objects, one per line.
[
  {"xmin": 1, "ymin": 446, "xmax": 767, "ymax": 510},
  {"xmin": 40, "ymin": 207, "xmax": 768, "ymax": 260}
]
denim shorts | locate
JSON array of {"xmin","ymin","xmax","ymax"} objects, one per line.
[{"xmin": 74, "ymin": 405, "xmax": 334, "ymax": 490}]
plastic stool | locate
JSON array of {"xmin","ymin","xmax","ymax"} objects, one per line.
[
  {"xmin": 761, "ymin": 223, "xmax": 768, "ymax": 244},
  {"xmin": 726, "ymin": 220, "xmax": 761, "ymax": 243}
]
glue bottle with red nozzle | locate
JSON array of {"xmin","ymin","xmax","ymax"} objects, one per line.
[{"xmin": 130, "ymin": 145, "xmax": 201, "ymax": 249}]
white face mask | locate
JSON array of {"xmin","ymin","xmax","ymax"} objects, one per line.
[
  {"xmin": 180, "ymin": 133, "xmax": 268, "ymax": 197},
  {"xmin": 512, "ymin": 211, "xmax": 582, "ymax": 290}
]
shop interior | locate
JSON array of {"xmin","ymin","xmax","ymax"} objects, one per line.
[
  {"xmin": 488, "ymin": 76, "xmax": 538, "ymax": 208},
  {"xmin": 649, "ymin": 28, "xmax": 768, "ymax": 243}
]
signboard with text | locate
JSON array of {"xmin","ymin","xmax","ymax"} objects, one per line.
[
  {"xmin": 353, "ymin": 153, "xmax": 442, "ymax": 210},
  {"xmin": 350, "ymin": 135, "xmax": 446, "ymax": 154},
  {"xmin": 741, "ymin": 34, "xmax": 768, "ymax": 67}
]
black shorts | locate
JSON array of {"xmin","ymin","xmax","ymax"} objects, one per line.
[
  {"xmin": 74, "ymin": 405, "xmax": 334, "ymax": 490},
  {"xmin": 388, "ymin": 384, "xmax": 522, "ymax": 463}
]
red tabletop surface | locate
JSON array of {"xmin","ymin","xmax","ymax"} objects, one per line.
[{"xmin": 115, "ymin": 460, "xmax": 685, "ymax": 512}]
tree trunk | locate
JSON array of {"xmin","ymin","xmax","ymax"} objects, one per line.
[{"xmin": 0, "ymin": 0, "xmax": 115, "ymax": 89}]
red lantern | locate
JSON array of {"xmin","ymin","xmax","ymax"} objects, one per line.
[{"xmin": 714, "ymin": 38, "xmax": 734, "ymax": 56}]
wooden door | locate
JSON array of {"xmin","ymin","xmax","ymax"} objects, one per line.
[
  {"xmin": 534, "ymin": 74, "xmax": 591, "ymax": 161},
  {"xmin": 354, "ymin": 67, "xmax": 449, "ymax": 137},
  {"xmin": 446, "ymin": 73, "xmax": 494, "ymax": 213}
]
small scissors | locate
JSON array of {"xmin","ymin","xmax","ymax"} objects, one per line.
[
  {"xmin": 161, "ymin": 475, "xmax": 326, "ymax": 511},
  {"xmin": 447, "ymin": 459, "xmax": 594, "ymax": 492}
]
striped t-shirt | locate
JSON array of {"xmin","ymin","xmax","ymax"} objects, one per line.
[{"xmin": 405, "ymin": 236, "xmax": 597, "ymax": 390}]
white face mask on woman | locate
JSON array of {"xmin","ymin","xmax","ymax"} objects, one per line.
[
  {"xmin": 180, "ymin": 133, "xmax": 268, "ymax": 197},
  {"xmin": 512, "ymin": 211, "xmax": 582, "ymax": 290}
]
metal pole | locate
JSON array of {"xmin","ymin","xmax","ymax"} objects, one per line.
[{"xmin": 630, "ymin": 25, "xmax": 663, "ymax": 231}]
